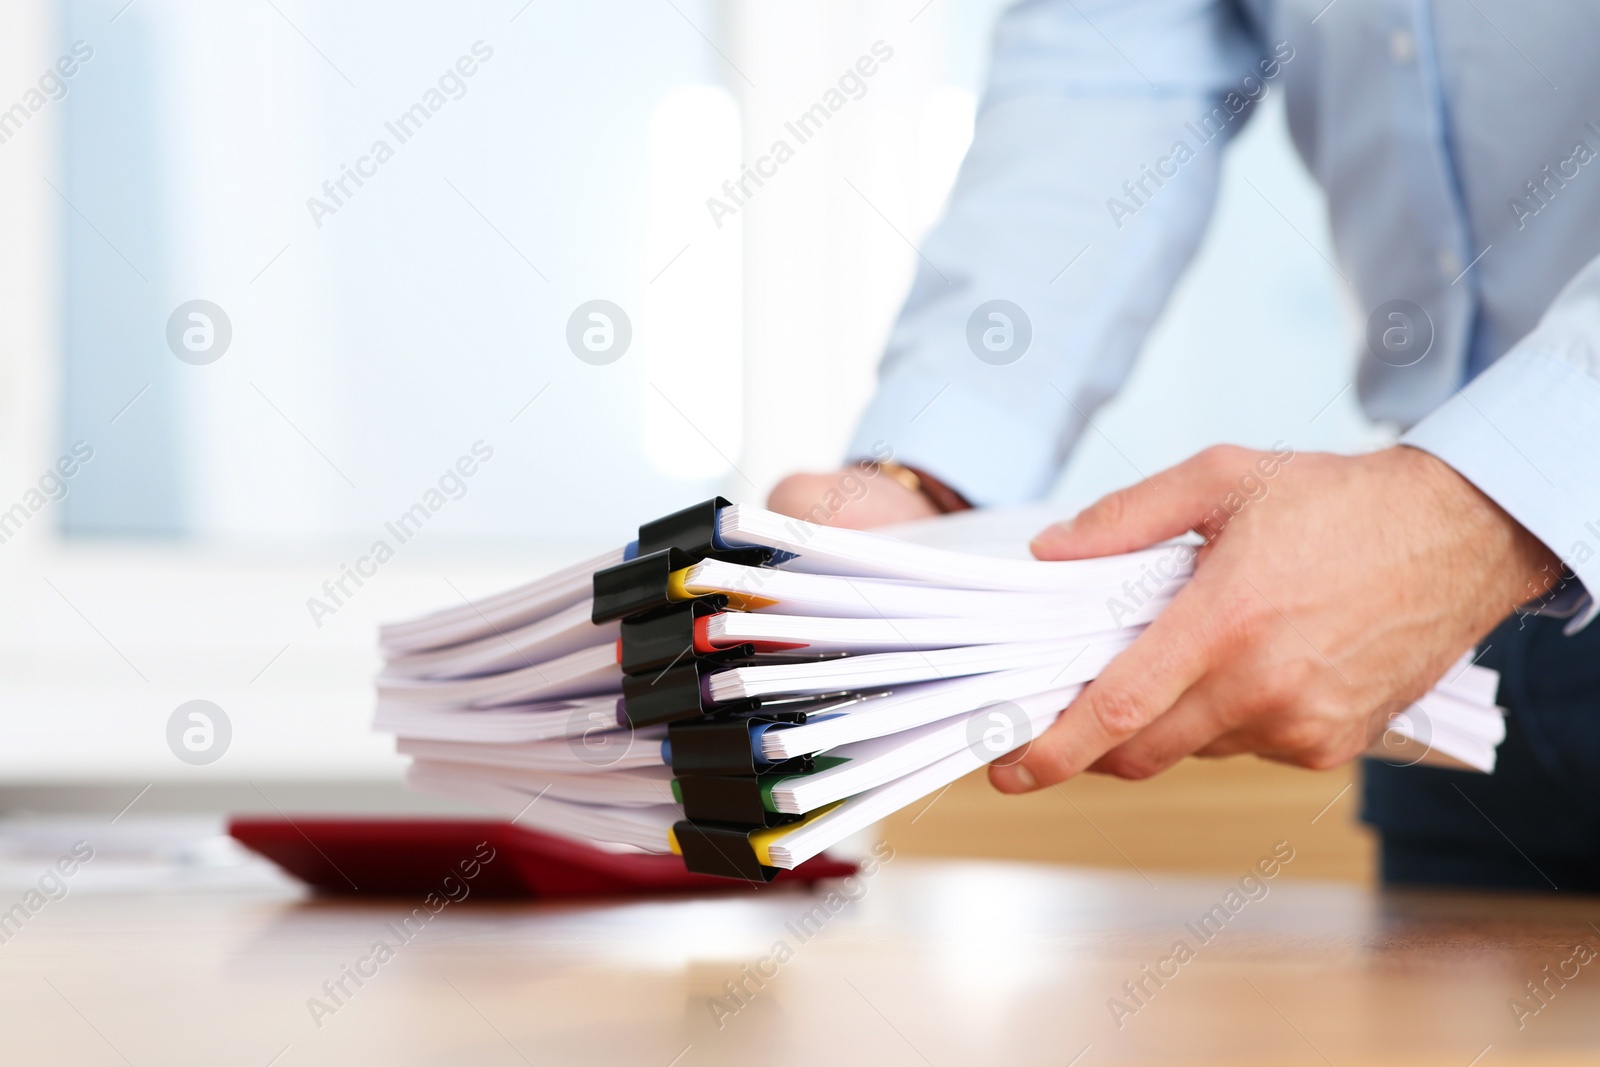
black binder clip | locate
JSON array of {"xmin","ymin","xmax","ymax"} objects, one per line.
[
  {"xmin": 674, "ymin": 775, "xmax": 800, "ymax": 828},
  {"xmin": 593, "ymin": 548, "xmax": 705, "ymax": 625},
  {"xmin": 621, "ymin": 602, "xmax": 854, "ymax": 677},
  {"xmin": 592, "ymin": 545, "xmax": 773, "ymax": 625},
  {"xmin": 673, "ymin": 820, "xmax": 778, "ymax": 882},
  {"xmin": 637, "ymin": 497, "xmax": 731, "ymax": 558},
  {"xmin": 619, "ymin": 659, "xmax": 718, "ymax": 728},
  {"xmin": 635, "ymin": 497, "xmax": 797, "ymax": 564},
  {"xmin": 666, "ymin": 714, "xmax": 811, "ymax": 777},
  {"xmin": 619, "ymin": 599, "xmax": 731, "ymax": 676},
  {"xmin": 593, "ymin": 498, "xmax": 782, "ymax": 625}
]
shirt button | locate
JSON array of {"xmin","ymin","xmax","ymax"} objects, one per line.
[
  {"xmin": 1437, "ymin": 249, "xmax": 1461, "ymax": 279},
  {"xmin": 1391, "ymin": 29, "xmax": 1415, "ymax": 62}
]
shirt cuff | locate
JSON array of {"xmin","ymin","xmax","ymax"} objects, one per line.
[
  {"xmin": 1400, "ymin": 348, "xmax": 1600, "ymax": 632},
  {"xmin": 846, "ymin": 371, "xmax": 1064, "ymax": 508}
]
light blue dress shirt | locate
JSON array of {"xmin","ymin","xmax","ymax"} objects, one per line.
[{"xmin": 848, "ymin": 0, "xmax": 1600, "ymax": 624}]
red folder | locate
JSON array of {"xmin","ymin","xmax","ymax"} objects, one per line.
[{"xmin": 229, "ymin": 817, "xmax": 857, "ymax": 898}]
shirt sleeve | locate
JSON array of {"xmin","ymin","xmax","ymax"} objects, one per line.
[
  {"xmin": 847, "ymin": 0, "xmax": 1268, "ymax": 506},
  {"xmin": 1402, "ymin": 253, "xmax": 1600, "ymax": 631}
]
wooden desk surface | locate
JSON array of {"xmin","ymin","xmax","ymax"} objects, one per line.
[{"xmin": 3, "ymin": 858, "xmax": 1598, "ymax": 1066}]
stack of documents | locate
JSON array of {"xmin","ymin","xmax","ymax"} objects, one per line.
[{"xmin": 376, "ymin": 499, "xmax": 1507, "ymax": 880}]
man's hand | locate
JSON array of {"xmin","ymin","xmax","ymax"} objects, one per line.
[
  {"xmin": 767, "ymin": 467, "xmax": 938, "ymax": 529},
  {"xmin": 990, "ymin": 444, "xmax": 1559, "ymax": 792}
]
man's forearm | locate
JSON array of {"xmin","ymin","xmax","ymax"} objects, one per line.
[
  {"xmin": 1401, "ymin": 253, "xmax": 1600, "ymax": 630},
  {"xmin": 847, "ymin": 0, "xmax": 1265, "ymax": 507}
]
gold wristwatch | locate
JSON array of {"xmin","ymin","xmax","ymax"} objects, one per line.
[{"xmin": 874, "ymin": 460, "xmax": 972, "ymax": 514}]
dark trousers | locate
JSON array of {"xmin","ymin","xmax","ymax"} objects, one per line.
[{"xmin": 1362, "ymin": 611, "xmax": 1600, "ymax": 892}]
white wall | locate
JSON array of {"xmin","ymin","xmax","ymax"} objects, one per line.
[{"xmin": 0, "ymin": 0, "xmax": 60, "ymax": 560}]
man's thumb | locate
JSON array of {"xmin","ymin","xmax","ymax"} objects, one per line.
[{"xmin": 1031, "ymin": 445, "xmax": 1251, "ymax": 560}]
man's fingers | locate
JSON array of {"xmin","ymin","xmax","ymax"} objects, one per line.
[
  {"xmin": 1089, "ymin": 683, "xmax": 1242, "ymax": 780},
  {"xmin": 989, "ymin": 588, "xmax": 1229, "ymax": 792},
  {"xmin": 1031, "ymin": 444, "xmax": 1256, "ymax": 560},
  {"xmin": 1200, "ymin": 707, "xmax": 1372, "ymax": 771},
  {"xmin": 1194, "ymin": 733, "xmax": 1252, "ymax": 759}
]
